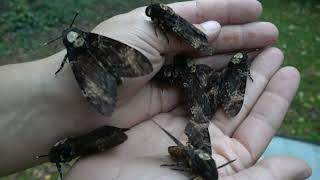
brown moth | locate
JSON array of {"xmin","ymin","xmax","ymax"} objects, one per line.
[
  {"xmin": 45, "ymin": 13, "xmax": 153, "ymax": 115},
  {"xmin": 153, "ymin": 121, "xmax": 235, "ymax": 180},
  {"xmin": 37, "ymin": 126, "xmax": 128, "ymax": 179},
  {"xmin": 145, "ymin": 3, "xmax": 213, "ymax": 56}
]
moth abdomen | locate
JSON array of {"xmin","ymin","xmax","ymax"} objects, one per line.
[{"xmin": 39, "ymin": 125, "xmax": 128, "ymax": 180}]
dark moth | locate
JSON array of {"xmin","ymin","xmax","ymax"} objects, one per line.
[
  {"xmin": 218, "ymin": 52, "xmax": 252, "ymax": 117},
  {"xmin": 153, "ymin": 54, "xmax": 218, "ymax": 155},
  {"xmin": 145, "ymin": 3, "xmax": 213, "ymax": 56},
  {"xmin": 153, "ymin": 121, "xmax": 235, "ymax": 180},
  {"xmin": 154, "ymin": 52, "xmax": 252, "ymax": 118},
  {"xmin": 49, "ymin": 13, "xmax": 153, "ymax": 115},
  {"xmin": 37, "ymin": 126, "xmax": 128, "ymax": 179},
  {"xmin": 154, "ymin": 52, "xmax": 252, "ymax": 155}
]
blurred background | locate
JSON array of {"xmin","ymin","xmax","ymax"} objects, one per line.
[{"xmin": 0, "ymin": 0, "xmax": 319, "ymax": 179}]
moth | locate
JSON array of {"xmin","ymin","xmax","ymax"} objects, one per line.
[
  {"xmin": 145, "ymin": 3, "xmax": 213, "ymax": 56},
  {"xmin": 37, "ymin": 126, "xmax": 128, "ymax": 179},
  {"xmin": 153, "ymin": 121, "xmax": 235, "ymax": 180},
  {"xmin": 218, "ymin": 52, "xmax": 252, "ymax": 117},
  {"xmin": 154, "ymin": 52, "xmax": 252, "ymax": 154},
  {"xmin": 45, "ymin": 13, "xmax": 153, "ymax": 115},
  {"xmin": 154, "ymin": 54, "xmax": 218, "ymax": 155},
  {"xmin": 155, "ymin": 52, "xmax": 252, "ymax": 118}
]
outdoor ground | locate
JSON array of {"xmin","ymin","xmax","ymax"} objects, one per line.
[{"xmin": 0, "ymin": 0, "xmax": 319, "ymax": 179}]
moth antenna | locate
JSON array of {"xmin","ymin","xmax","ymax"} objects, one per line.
[
  {"xmin": 121, "ymin": 128, "xmax": 130, "ymax": 132},
  {"xmin": 152, "ymin": 120, "xmax": 184, "ymax": 147},
  {"xmin": 217, "ymin": 159, "xmax": 236, "ymax": 169},
  {"xmin": 56, "ymin": 163, "xmax": 63, "ymax": 180},
  {"xmin": 36, "ymin": 154, "xmax": 49, "ymax": 158},
  {"xmin": 41, "ymin": 35, "xmax": 63, "ymax": 47},
  {"xmin": 70, "ymin": 11, "xmax": 79, "ymax": 28}
]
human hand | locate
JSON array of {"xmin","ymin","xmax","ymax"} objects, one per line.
[
  {"xmin": 65, "ymin": 47, "xmax": 311, "ymax": 180},
  {"xmin": 60, "ymin": 0, "xmax": 311, "ymax": 179},
  {"xmin": 1, "ymin": 0, "xmax": 311, "ymax": 176},
  {"xmin": 73, "ymin": 0, "xmax": 279, "ymax": 129}
]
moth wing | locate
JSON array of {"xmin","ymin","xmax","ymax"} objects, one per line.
[
  {"xmin": 164, "ymin": 14, "xmax": 212, "ymax": 55},
  {"xmin": 219, "ymin": 65, "xmax": 248, "ymax": 117},
  {"xmin": 73, "ymin": 126, "xmax": 128, "ymax": 156},
  {"xmin": 70, "ymin": 53, "xmax": 117, "ymax": 115},
  {"xmin": 86, "ymin": 33, "xmax": 153, "ymax": 77},
  {"xmin": 185, "ymin": 121, "xmax": 212, "ymax": 155}
]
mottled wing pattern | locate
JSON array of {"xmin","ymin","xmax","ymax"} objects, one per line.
[
  {"xmin": 161, "ymin": 10, "xmax": 212, "ymax": 55},
  {"xmin": 172, "ymin": 16, "xmax": 212, "ymax": 55},
  {"xmin": 70, "ymin": 53, "xmax": 117, "ymax": 115},
  {"xmin": 180, "ymin": 62, "xmax": 214, "ymax": 155},
  {"xmin": 72, "ymin": 126, "xmax": 128, "ymax": 156},
  {"xmin": 219, "ymin": 54, "xmax": 250, "ymax": 117},
  {"xmin": 185, "ymin": 121, "xmax": 211, "ymax": 155},
  {"xmin": 86, "ymin": 33, "xmax": 153, "ymax": 77}
]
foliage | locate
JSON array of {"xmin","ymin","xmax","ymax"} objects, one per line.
[{"xmin": 260, "ymin": 0, "xmax": 320, "ymax": 143}]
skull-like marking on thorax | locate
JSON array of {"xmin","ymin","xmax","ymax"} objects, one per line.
[
  {"xmin": 67, "ymin": 31, "xmax": 84, "ymax": 48},
  {"xmin": 195, "ymin": 149, "xmax": 211, "ymax": 160},
  {"xmin": 231, "ymin": 52, "xmax": 244, "ymax": 64}
]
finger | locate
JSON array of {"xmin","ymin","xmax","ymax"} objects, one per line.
[
  {"xmin": 96, "ymin": 4, "xmax": 276, "ymax": 61},
  {"xmin": 232, "ymin": 67, "xmax": 300, "ymax": 161},
  {"xmin": 170, "ymin": 0, "xmax": 262, "ymax": 24},
  {"xmin": 213, "ymin": 47, "xmax": 284, "ymax": 136},
  {"xmin": 158, "ymin": 22, "xmax": 278, "ymax": 55},
  {"xmin": 222, "ymin": 156, "xmax": 312, "ymax": 180},
  {"xmin": 153, "ymin": 21, "xmax": 222, "ymax": 55},
  {"xmin": 212, "ymin": 22, "xmax": 278, "ymax": 52}
]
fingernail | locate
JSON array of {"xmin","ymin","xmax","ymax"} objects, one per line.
[{"xmin": 201, "ymin": 21, "xmax": 221, "ymax": 33}]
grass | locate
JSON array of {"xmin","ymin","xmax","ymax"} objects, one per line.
[
  {"xmin": 0, "ymin": 0, "xmax": 319, "ymax": 179},
  {"xmin": 260, "ymin": 0, "xmax": 320, "ymax": 143}
]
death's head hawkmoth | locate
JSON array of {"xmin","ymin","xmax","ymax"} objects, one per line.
[
  {"xmin": 45, "ymin": 13, "xmax": 153, "ymax": 115},
  {"xmin": 37, "ymin": 126, "xmax": 128, "ymax": 179},
  {"xmin": 145, "ymin": 3, "xmax": 213, "ymax": 56},
  {"xmin": 153, "ymin": 121, "xmax": 234, "ymax": 180}
]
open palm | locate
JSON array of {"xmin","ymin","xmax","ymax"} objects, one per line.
[{"xmin": 64, "ymin": 0, "xmax": 311, "ymax": 179}]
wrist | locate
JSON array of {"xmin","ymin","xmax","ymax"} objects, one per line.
[{"xmin": 0, "ymin": 51, "xmax": 104, "ymax": 175}]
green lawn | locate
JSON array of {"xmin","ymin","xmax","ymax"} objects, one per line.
[
  {"xmin": 0, "ymin": 0, "xmax": 319, "ymax": 179},
  {"xmin": 260, "ymin": 0, "xmax": 320, "ymax": 143}
]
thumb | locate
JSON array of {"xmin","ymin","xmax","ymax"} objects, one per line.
[
  {"xmin": 197, "ymin": 21, "xmax": 221, "ymax": 42},
  {"xmin": 222, "ymin": 156, "xmax": 312, "ymax": 180}
]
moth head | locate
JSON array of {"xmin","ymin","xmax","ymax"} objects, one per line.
[
  {"xmin": 48, "ymin": 138, "xmax": 74, "ymax": 163},
  {"xmin": 154, "ymin": 65, "xmax": 175, "ymax": 84},
  {"xmin": 194, "ymin": 149, "xmax": 212, "ymax": 161},
  {"xmin": 168, "ymin": 146, "xmax": 187, "ymax": 159},
  {"xmin": 145, "ymin": 3, "xmax": 158, "ymax": 18},
  {"xmin": 146, "ymin": 3, "xmax": 174, "ymax": 18},
  {"xmin": 160, "ymin": 3, "xmax": 175, "ymax": 15},
  {"xmin": 231, "ymin": 52, "xmax": 248, "ymax": 64},
  {"xmin": 192, "ymin": 149, "xmax": 219, "ymax": 179},
  {"xmin": 62, "ymin": 28, "xmax": 85, "ymax": 48},
  {"xmin": 41, "ymin": 12, "xmax": 80, "ymax": 47}
]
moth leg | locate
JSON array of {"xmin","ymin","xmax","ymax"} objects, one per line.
[
  {"xmin": 161, "ymin": 161, "xmax": 185, "ymax": 167},
  {"xmin": 248, "ymin": 70, "xmax": 254, "ymax": 82},
  {"xmin": 192, "ymin": 175, "xmax": 204, "ymax": 180},
  {"xmin": 170, "ymin": 167, "xmax": 191, "ymax": 172},
  {"xmin": 161, "ymin": 163, "xmax": 179, "ymax": 167},
  {"xmin": 157, "ymin": 22, "xmax": 169, "ymax": 44},
  {"xmin": 163, "ymin": 32, "xmax": 170, "ymax": 44},
  {"xmin": 55, "ymin": 54, "xmax": 68, "ymax": 75},
  {"xmin": 55, "ymin": 163, "xmax": 63, "ymax": 180},
  {"xmin": 153, "ymin": 23, "xmax": 159, "ymax": 37}
]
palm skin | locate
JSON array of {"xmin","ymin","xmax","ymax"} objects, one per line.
[{"xmin": 62, "ymin": 0, "xmax": 311, "ymax": 179}]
